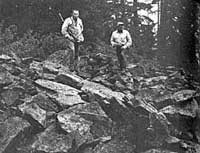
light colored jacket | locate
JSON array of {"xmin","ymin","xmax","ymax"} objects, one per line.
[
  {"xmin": 61, "ymin": 17, "xmax": 84, "ymax": 42},
  {"xmin": 110, "ymin": 29, "xmax": 132, "ymax": 48}
]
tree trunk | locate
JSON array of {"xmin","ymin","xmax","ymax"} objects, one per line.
[{"xmin": 179, "ymin": 0, "xmax": 198, "ymax": 75}]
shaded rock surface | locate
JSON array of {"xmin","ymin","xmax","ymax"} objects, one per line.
[
  {"xmin": 31, "ymin": 124, "xmax": 77, "ymax": 153},
  {"xmin": 0, "ymin": 116, "xmax": 30, "ymax": 153}
]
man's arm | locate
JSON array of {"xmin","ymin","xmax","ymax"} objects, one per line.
[
  {"xmin": 123, "ymin": 31, "xmax": 132, "ymax": 49},
  {"xmin": 79, "ymin": 19, "xmax": 83, "ymax": 33},
  {"xmin": 61, "ymin": 18, "xmax": 74, "ymax": 41},
  {"xmin": 110, "ymin": 32, "xmax": 118, "ymax": 47}
]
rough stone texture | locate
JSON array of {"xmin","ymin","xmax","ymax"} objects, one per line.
[
  {"xmin": 142, "ymin": 149, "xmax": 178, "ymax": 153},
  {"xmin": 172, "ymin": 90, "xmax": 196, "ymax": 103},
  {"xmin": 48, "ymin": 92, "xmax": 86, "ymax": 108},
  {"xmin": 1, "ymin": 63, "xmax": 23, "ymax": 76},
  {"xmin": 31, "ymin": 93, "xmax": 61, "ymax": 112},
  {"xmin": 0, "ymin": 70, "xmax": 14, "ymax": 88},
  {"xmin": 0, "ymin": 54, "xmax": 12, "ymax": 62},
  {"xmin": 29, "ymin": 61, "xmax": 43, "ymax": 72},
  {"xmin": 35, "ymin": 79, "xmax": 86, "ymax": 107},
  {"xmin": 1, "ymin": 86, "xmax": 24, "ymax": 106},
  {"xmin": 38, "ymin": 73, "xmax": 56, "ymax": 80},
  {"xmin": 81, "ymin": 80, "xmax": 126, "ymax": 107},
  {"xmin": 92, "ymin": 139, "xmax": 136, "ymax": 153},
  {"xmin": 56, "ymin": 72, "xmax": 84, "ymax": 89},
  {"xmin": 160, "ymin": 99, "xmax": 198, "ymax": 118},
  {"xmin": 35, "ymin": 79, "xmax": 80, "ymax": 93},
  {"xmin": 47, "ymin": 49, "xmax": 71, "ymax": 66},
  {"xmin": 62, "ymin": 102, "xmax": 113, "ymax": 138},
  {"xmin": 0, "ymin": 117, "xmax": 30, "ymax": 153},
  {"xmin": 0, "ymin": 52, "xmax": 200, "ymax": 153},
  {"xmin": 19, "ymin": 102, "xmax": 47, "ymax": 127},
  {"xmin": 31, "ymin": 124, "xmax": 76, "ymax": 153},
  {"xmin": 31, "ymin": 102, "xmax": 113, "ymax": 153},
  {"xmin": 29, "ymin": 60, "xmax": 69, "ymax": 81},
  {"xmin": 57, "ymin": 111, "xmax": 93, "ymax": 146},
  {"xmin": 142, "ymin": 76, "xmax": 168, "ymax": 86},
  {"xmin": 42, "ymin": 61, "xmax": 61, "ymax": 74}
]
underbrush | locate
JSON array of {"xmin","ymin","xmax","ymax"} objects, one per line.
[
  {"xmin": 0, "ymin": 22, "xmax": 160, "ymax": 72},
  {"xmin": 0, "ymin": 23, "xmax": 66, "ymax": 60}
]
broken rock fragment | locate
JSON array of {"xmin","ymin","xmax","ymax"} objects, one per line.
[
  {"xmin": 19, "ymin": 102, "xmax": 47, "ymax": 127},
  {"xmin": 0, "ymin": 117, "xmax": 30, "ymax": 153}
]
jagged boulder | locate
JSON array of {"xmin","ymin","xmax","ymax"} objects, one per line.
[
  {"xmin": 29, "ymin": 60, "xmax": 69, "ymax": 80},
  {"xmin": 19, "ymin": 102, "xmax": 47, "ymax": 128},
  {"xmin": 58, "ymin": 102, "xmax": 113, "ymax": 137},
  {"xmin": 92, "ymin": 138, "xmax": 136, "ymax": 153},
  {"xmin": 31, "ymin": 93, "xmax": 61, "ymax": 112},
  {"xmin": 0, "ymin": 116, "xmax": 30, "ymax": 153},
  {"xmin": 172, "ymin": 90, "xmax": 196, "ymax": 103},
  {"xmin": 0, "ymin": 70, "xmax": 14, "ymax": 88},
  {"xmin": 160, "ymin": 99, "xmax": 199, "ymax": 118},
  {"xmin": 57, "ymin": 111, "xmax": 93, "ymax": 144},
  {"xmin": 31, "ymin": 124, "xmax": 111, "ymax": 153},
  {"xmin": 31, "ymin": 124, "xmax": 78, "ymax": 153}
]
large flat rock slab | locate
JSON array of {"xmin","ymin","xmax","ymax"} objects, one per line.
[
  {"xmin": 35, "ymin": 79, "xmax": 86, "ymax": 107},
  {"xmin": 35, "ymin": 79, "xmax": 80, "ymax": 94},
  {"xmin": 56, "ymin": 72, "xmax": 84, "ymax": 89},
  {"xmin": 81, "ymin": 80, "xmax": 126, "ymax": 107}
]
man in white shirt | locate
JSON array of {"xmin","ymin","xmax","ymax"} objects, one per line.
[
  {"xmin": 110, "ymin": 22, "xmax": 132, "ymax": 71},
  {"xmin": 61, "ymin": 9, "xmax": 84, "ymax": 72}
]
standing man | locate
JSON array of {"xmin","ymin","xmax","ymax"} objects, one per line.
[
  {"xmin": 61, "ymin": 9, "xmax": 84, "ymax": 72},
  {"xmin": 110, "ymin": 22, "xmax": 132, "ymax": 71}
]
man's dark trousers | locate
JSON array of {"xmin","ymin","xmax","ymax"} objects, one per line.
[
  {"xmin": 74, "ymin": 42, "xmax": 80, "ymax": 71},
  {"xmin": 116, "ymin": 46, "xmax": 126, "ymax": 70},
  {"xmin": 69, "ymin": 41, "xmax": 80, "ymax": 72}
]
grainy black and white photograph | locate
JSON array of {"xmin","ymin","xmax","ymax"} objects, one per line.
[{"xmin": 0, "ymin": 0, "xmax": 200, "ymax": 153}]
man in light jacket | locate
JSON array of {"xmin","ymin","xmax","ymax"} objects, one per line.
[
  {"xmin": 61, "ymin": 9, "xmax": 84, "ymax": 72},
  {"xmin": 110, "ymin": 22, "xmax": 132, "ymax": 71}
]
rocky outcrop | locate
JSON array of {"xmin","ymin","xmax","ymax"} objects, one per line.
[{"xmin": 0, "ymin": 54, "xmax": 200, "ymax": 153}]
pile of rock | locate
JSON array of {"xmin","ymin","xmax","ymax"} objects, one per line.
[{"xmin": 0, "ymin": 53, "xmax": 200, "ymax": 153}]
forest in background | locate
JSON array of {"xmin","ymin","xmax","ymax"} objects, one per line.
[{"xmin": 0, "ymin": 0, "xmax": 199, "ymax": 77}]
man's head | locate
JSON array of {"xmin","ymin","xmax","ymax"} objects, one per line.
[
  {"xmin": 117, "ymin": 22, "xmax": 124, "ymax": 32},
  {"xmin": 72, "ymin": 10, "xmax": 79, "ymax": 20}
]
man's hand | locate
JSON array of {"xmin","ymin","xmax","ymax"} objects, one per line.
[
  {"xmin": 121, "ymin": 45, "xmax": 127, "ymax": 49},
  {"xmin": 66, "ymin": 35, "xmax": 75, "ymax": 42}
]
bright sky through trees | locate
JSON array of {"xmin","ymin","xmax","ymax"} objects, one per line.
[{"xmin": 127, "ymin": 0, "xmax": 159, "ymax": 32}]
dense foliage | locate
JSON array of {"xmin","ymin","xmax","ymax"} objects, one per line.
[{"xmin": 0, "ymin": 0, "xmax": 157, "ymax": 57}]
